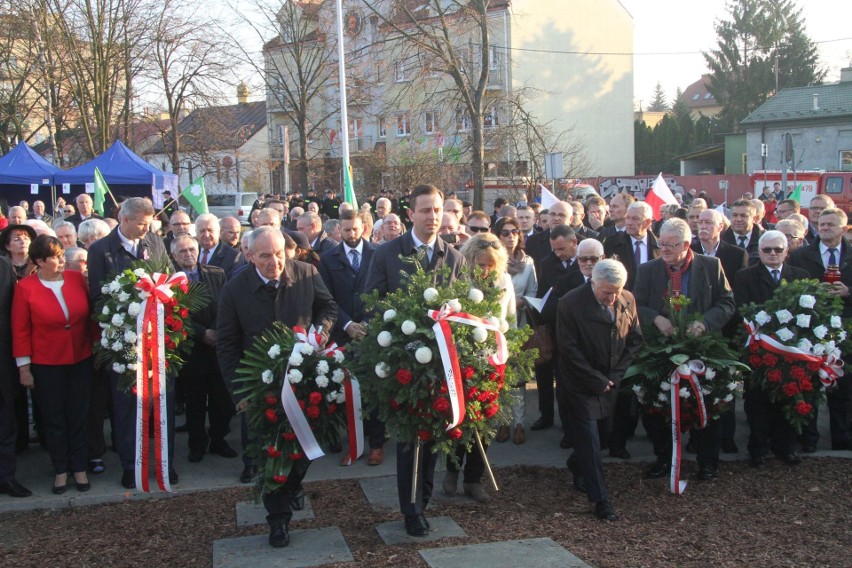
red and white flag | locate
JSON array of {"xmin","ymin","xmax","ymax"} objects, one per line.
[
  {"xmin": 538, "ymin": 183, "xmax": 559, "ymax": 209},
  {"xmin": 645, "ymin": 173, "xmax": 678, "ymax": 221}
]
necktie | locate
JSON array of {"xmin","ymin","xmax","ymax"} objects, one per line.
[
  {"xmin": 603, "ymin": 304, "xmax": 614, "ymax": 323},
  {"xmin": 738, "ymin": 236, "xmax": 747, "ymax": 249},
  {"xmin": 562, "ymin": 260, "xmax": 568, "ymax": 269},
  {"xmin": 771, "ymin": 269, "xmax": 780, "ymax": 284},
  {"xmin": 828, "ymin": 248, "xmax": 838, "ymax": 266},
  {"xmin": 634, "ymin": 239, "xmax": 642, "ymax": 268},
  {"xmin": 262, "ymin": 281, "xmax": 278, "ymax": 295},
  {"xmin": 419, "ymin": 244, "xmax": 430, "ymax": 270},
  {"xmin": 130, "ymin": 241, "xmax": 138, "ymax": 257},
  {"xmin": 200, "ymin": 249, "xmax": 210, "ymax": 266},
  {"xmin": 350, "ymin": 249, "xmax": 360, "ymax": 272}
]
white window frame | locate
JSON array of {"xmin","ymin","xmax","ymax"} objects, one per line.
[
  {"xmin": 396, "ymin": 113, "xmax": 411, "ymax": 137},
  {"xmin": 456, "ymin": 109, "xmax": 471, "ymax": 132},
  {"xmin": 378, "ymin": 117, "xmax": 386, "ymax": 139},
  {"xmin": 394, "ymin": 60, "xmax": 408, "ymax": 82},
  {"xmin": 483, "ymin": 106, "xmax": 499, "ymax": 129},
  {"xmin": 424, "ymin": 111, "xmax": 437, "ymax": 135},
  {"xmin": 840, "ymin": 150, "xmax": 852, "ymax": 172}
]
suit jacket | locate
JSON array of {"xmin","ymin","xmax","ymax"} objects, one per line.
[
  {"xmin": 540, "ymin": 269, "xmax": 587, "ymax": 326},
  {"xmin": 0, "ymin": 257, "xmax": 15, "ymax": 402},
  {"xmin": 312, "ymin": 232, "xmax": 338, "ymax": 256},
  {"xmin": 204, "ymin": 242, "xmax": 240, "ymax": 279},
  {"xmin": 318, "ymin": 239, "xmax": 376, "ymax": 345},
  {"xmin": 633, "ymin": 254, "xmax": 736, "ymax": 333},
  {"xmin": 364, "ymin": 232, "xmax": 465, "ymax": 297},
  {"xmin": 596, "ymin": 225, "xmax": 623, "ymax": 241},
  {"xmin": 604, "ymin": 231, "xmax": 659, "ymax": 291},
  {"xmin": 523, "ymin": 229, "xmax": 552, "ymax": 275},
  {"xmin": 12, "ymin": 270, "xmax": 93, "ymax": 365},
  {"xmin": 88, "ymin": 227, "xmax": 168, "ymax": 303},
  {"xmin": 721, "ymin": 224, "xmax": 764, "ymax": 261},
  {"xmin": 180, "ymin": 265, "xmax": 226, "ymax": 376},
  {"xmin": 556, "ymin": 283, "xmax": 643, "ymax": 420},
  {"xmin": 217, "ymin": 260, "xmax": 337, "ymax": 397},
  {"xmin": 65, "ymin": 212, "xmax": 104, "ymax": 229},
  {"xmin": 31, "ymin": 214, "xmax": 54, "ymax": 227},
  {"xmin": 572, "ymin": 225, "xmax": 599, "ymax": 241},
  {"xmin": 691, "ymin": 240, "xmax": 749, "ymax": 336},
  {"xmin": 789, "ymin": 240, "xmax": 852, "ymax": 317},
  {"xmin": 734, "ymin": 263, "xmax": 810, "ymax": 309},
  {"xmin": 537, "ymin": 253, "xmax": 576, "ymax": 299}
]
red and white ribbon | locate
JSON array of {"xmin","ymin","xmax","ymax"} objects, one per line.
[
  {"xmin": 745, "ymin": 320, "xmax": 843, "ymax": 387},
  {"xmin": 133, "ymin": 271, "xmax": 188, "ymax": 492},
  {"xmin": 340, "ymin": 376, "xmax": 364, "ymax": 466},
  {"xmin": 428, "ymin": 304, "xmax": 509, "ymax": 430},
  {"xmin": 669, "ymin": 360, "xmax": 708, "ymax": 495}
]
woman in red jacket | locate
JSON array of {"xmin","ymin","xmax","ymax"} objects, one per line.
[{"xmin": 13, "ymin": 235, "xmax": 93, "ymax": 494}]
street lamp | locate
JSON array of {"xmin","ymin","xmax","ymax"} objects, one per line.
[{"xmin": 233, "ymin": 124, "xmax": 255, "ymax": 192}]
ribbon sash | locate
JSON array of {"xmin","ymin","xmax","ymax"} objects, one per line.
[
  {"xmin": 745, "ymin": 320, "xmax": 843, "ymax": 387},
  {"xmin": 669, "ymin": 360, "xmax": 708, "ymax": 495},
  {"xmin": 340, "ymin": 377, "xmax": 364, "ymax": 466}
]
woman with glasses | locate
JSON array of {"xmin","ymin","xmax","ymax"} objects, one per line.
[{"xmin": 492, "ymin": 216, "xmax": 536, "ymax": 444}]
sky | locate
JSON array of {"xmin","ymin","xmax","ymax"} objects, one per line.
[{"xmin": 620, "ymin": 0, "xmax": 852, "ymax": 108}]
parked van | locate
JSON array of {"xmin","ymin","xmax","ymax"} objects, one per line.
[{"xmin": 206, "ymin": 192, "xmax": 257, "ymax": 225}]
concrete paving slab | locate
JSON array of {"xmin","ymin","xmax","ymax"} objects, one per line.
[
  {"xmin": 235, "ymin": 498, "xmax": 314, "ymax": 527},
  {"xmin": 419, "ymin": 537, "xmax": 592, "ymax": 568},
  {"xmin": 375, "ymin": 516, "xmax": 465, "ymax": 545},
  {"xmin": 212, "ymin": 526, "xmax": 352, "ymax": 568},
  {"xmin": 358, "ymin": 475, "xmax": 398, "ymax": 510}
]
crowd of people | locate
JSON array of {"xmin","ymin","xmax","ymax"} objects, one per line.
[{"xmin": 0, "ymin": 183, "xmax": 849, "ymax": 546}]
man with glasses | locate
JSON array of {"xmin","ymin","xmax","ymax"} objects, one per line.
[
  {"xmin": 465, "ymin": 211, "xmax": 491, "ymax": 235},
  {"xmin": 775, "ymin": 219, "xmax": 806, "ymax": 251},
  {"xmin": 604, "ymin": 201, "xmax": 658, "ymax": 292},
  {"xmin": 525, "ymin": 201, "xmax": 572, "ymax": 275},
  {"xmin": 733, "ymin": 231, "xmax": 809, "ymax": 467},
  {"xmin": 634, "ymin": 218, "xmax": 735, "ymax": 481},
  {"xmin": 804, "ymin": 194, "xmax": 833, "ymax": 244},
  {"xmin": 775, "ymin": 199, "xmax": 799, "ymax": 221},
  {"xmin": 164, "ymin": 210, "xmax": 192, "ymax": 257},
  {"xmin": 541, "ymin": 238, "xmax": 604, "ymax": 322}
]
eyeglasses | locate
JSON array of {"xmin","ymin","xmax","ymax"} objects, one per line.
[
  {"xmin": 658, "ymin": 242, "xmax": 683, "ymax": 250},
  {"xmin": 578, "ymin": 256, "xmax": 603, "ymax": 263},
  {"xmin": 468, "ymin": 226, "xmax": 490, "ymax": 233},
  {"xmin": 760, "ymin": 247, "xmax": 785, "ymax": 254},
  {"xmin": 783, "ymin": 234, "xmax": 803, "ymax": 241},
  {"xmin": 500, "ymin": 229, "xmax": 519, "ymax": 237}
]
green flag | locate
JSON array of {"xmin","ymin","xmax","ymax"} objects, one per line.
[
  {"xmin": 93, "ymin": 167, "xmax": 108, "ymax": 216},
  {"xmin": 180, "ymin": 176, "xmax": 208, "ymax": 215},
  {"xmin": 342, "ymin": 158, "xmax": 358, "ymax": 210},
  {"xmin": 788, "ymin": 183, "xmax": 802, "ymax": 203}
]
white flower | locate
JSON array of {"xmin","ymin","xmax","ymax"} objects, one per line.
[
  {"xmin": 333, "ymin": 351, "xmax": 345, "ymax": 364},
  {"xmin": 831, "ymin": 316, "xmax": 843, "ymax": 329},
  {"xmin": 796, "ymin": 314, "xmax": 811, "ymax": 328},
  {"xmin": 101, "ymin": 285, "xmax": 109, "ymax": 294},
  {"xmin": 133, "ymin": 268, "xmax": 146, "ymax": 277},
  {"xmin": 111, "ymin": 313, "xmax": 125, "ymax": 326},
  {"xmin": 383, "ymin": 309, "xmax": 397, "ymax": 322},
  {"xmin": 658, "ymin": 392, "xmax": 668, "ymax": 402},
  {"xmin": 423, "ymin": 288, "xmax": 439, "ymax": 303},
  {"xmin": 261, "ymin": 370, "xmax": 274, "ymax": 384},
  {"xmin": 447, "ymin": 299, "xmax": 462, "ymax": 313},
  {"xmin": 631, "ymin": 384, "xmax": 642, "ymax": 395},
  {"xmin": 799, "ymin": 295, "xmax": 816, "ymax": 309},
  {"xmin": 377, "ymin": 331, "xmax": 393, "ymax": 347},
  {"xmin": 127, "ymin": 363, "xmax": 137, "ymax": 371},
  {"xmin": 468, "ymin": 288, "xmax": 484, "ymax": 303},
  {"xmin": 108, "ymin": 281, "xmax": 121, "ymax": 294},
  {"xmin": 287, "ymin": 369, "xmax": 303, "ymax": 383},
  {"xmin": 415, "ymin": 346, "xmax": 433, "ymax": 364},
  {"xmin": 289, "ymin": 352, "xmax": 303, "ymax": 367},
  {"xmin": 326, "ymin": 391, "xmax": 337, "ymax": 402},
  {"xmin": 102, "ymin": 306, "xmax": 110, "ymax": 315},
  {"xmin": 812, "ymin": 343, "xmax": 826, "ymax": 356},
  {"xmin": 332, "ymin": 369, "xmax": 346, "ymax": 383},
  {"xmin": 499, "ymin": 319, "xmax": 509, "ymax": 333},
  {"xmin": 813, "ymin": 325, "xmax": 828, "ymax": 340},
  {"xmin": 111, "ymin": 341, "xmax": 123, "ymax": 352},
  {"xmin": 100, "ymin": 336, "xmax": 110, "ymax": 348},
  {"xmin": 486, "ymin": 316, "xmax": 500, "ymax": 328},
  {"xmin": 713, "ymin": 398, "xmax": 720, "ymax": 404},
  {"xmin": 661, "ymin": 382, "xmax": 671, "ymax": 391},
  {"xmin": 840, "ymin": 331, "xmax": 847, "ymax": 342},
  {"xmin": 375, "ymin": 363, "xmax": 390, "ymax": 378},
  {"xmin": 704, "ymin": 367, "xmax": 716, "ymax": 379},
  {"xmin": 679, "ymin": 387, "xmax": 690, "ymax": 399},
  {"xmin": 299, "ymin": 344, "xmax": 314, "ymax": 356},
  {"xmin": 123, "ymin": 330, "xmax": 137, "ymax": 344},
  {"xmin": 776, "ymin": 327, "xmax": 795, "ymax": 342},
  {"xmin": 401, "ymin": 320, "xmax": 417, "ymax": 335},
  {"xmin": 723, "ymin": 394, "xmax": 734, "ymax": 403},
  {"xmin": 316, "ymin": 360, "xmax": 329, "ymax": 375},
  {"xmin": 797, "ymin": 338, "xmax": 813, "ymax": 351},
  {"xmin": 127, "ymin": 302, "xmax": 141, "ymax": 317},
  {"xmin": 775, "ymin": 310, "xmax": 793, "ymax": 324},
  {"xmin": 112, "ymin": 363, "xmax": 126, "ymax": 373},
  {"xmin": 335, "ymin": 391, "xmax": 346, "ymax": 404},
  {"xmin": 472, "ymin": 327, "xmax": 488, "ymax": 343},
  {"xmin": 315, "ymin": 375, "xmax": 329, "ymax": 388},
  {"xmin": 727, "ymin": 382, "xmax": 738, "ymax": 391},
  {"xmin": 268, "ymin": 344, "xmax": 281, "ymax": 359},
  {"xmin": 755, "ymin": 311, "xmax": 772, "ymax": 325},
  {"xmin": 117, "ymin": 291, "xmax": 130, "ymax": 303}
]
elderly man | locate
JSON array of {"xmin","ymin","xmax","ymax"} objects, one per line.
[
  {"xmin": 751, "ymin": 198, "xmax": 773, "ymax": 231},
  {"xmin": 30, "ymin": 201, "xmax": 53, "ymax": 227},
  {"xmin": 66, "ymin": 194, "xmax": 103, "ymax": 228},
  {"xmin": 375, "ymin": 197, "xmax": 392, "ymax": 220},
  {"xmin": 64, "ymin": 247, "xmax": 88, "ymax": 276},
  {"xmin": 804, "ymin": 194, "xmax": 833, "ymax": 243},
  {"xmin": 721, "ymin": 199, "xmax": 764, "ymax": 260},
  {"xmin": 438, "ymin": 212, "xmax": 467, "ymax": 247},
  {"xmin": 87, "ymin": 198, "xmax": 171, "ymax": 489},
  {"xmin": 789, "ymin": 207, "xmax": 852, "ymax": 452},
  {"xmin": 734, "ymin": 231, "xmax": 809, "ymax": 466},
  {"xmin": 597, "ymin": 193, "xmax": 635, "ymax": 240},
  {"xmin": 7, "ymin": 207, "xmax": 26, "ymax": 226},
  {"xmin": 164, "ymin": 210, "xmax": 192, "ymax": 254},
  {"xmin": 220, "ymin": 217, "xmax": 242, "ymax": 249},
  {"xmin": 686, "ymin": 202, "xmax": 707, "ymax": 235},
  {"xmin": 559, "ymin": 259, "xmax": 642, "ymax": 521},
  {"xmin": 53, "ymin": 221, "xmax": 79, "ymax": 251},
  {"xmin": 604, "ymin": 201, "xmax": 658, "ymax": 291},
  {"xmin": 297, "ymin": 211, "xmax": 336, "ymax": 255},
  {"xmin": 776, "ymin": 219, "xmax": 806, "ymax": 251},
  {"xmin": 217, "ymin": 226, "xmax": 336, "ymax": 548},
  {"xmin": 443, "ymin": 198, "xmax": 464, "ymax": 224},
  {"xmin": 634, "ymin": 218, "xmax": 735, "ymax": 481},
  {"xmin": 256, "ymin": 208, "xmax": 282, "ymax": 229},
  {"xmin": 541, "ymin": 238, "xmax": 604, "ymax": 323},
  {"xmin": 196, "ymin": 214, "xmax": 239, "ymax": 279},
  {"xmin": 378, "ymin": 213, "xmax": 403, "ymax": 243}
]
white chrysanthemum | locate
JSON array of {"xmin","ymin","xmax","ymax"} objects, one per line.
[
  {"xmin": 287, "ymin": 369, "xmax": 303, "ymax": 383},
  {"xmin": 375, "ymin": 363, "xmax": 390, "ymax": 378},
  {"xmin": 101, "ymin": 285, "xmax": 109, "ymax": 294},
  {"xmin": 727, "ymin": 382, "xmax": 738, "ymax": 391},
  {"xmin": 332, "ymin": 369, "xmax": 346, "ymax": 383},
  {"xmin": 401, "ymin": 320, "xmax": 417, "ymax": 335},
  {"xmin": 723, "ymin": 394, "xmax": 734, "ymax": 402},
  {"xmin": 315, "ymin": 375, "xmax": 329, "ymax": 388},
  {"xmin": 111, "ymin": 341, "xmax": 123, "ymax": 352},
  {"xmin": 112, "ymin": 363, "xmax": 126, "ymax": 373},
  {"xmin": 102, "ymin": 306, "xmax": 110, "ymax": 315},
  {"xmin": 658, "ymin": 392, "xmax": 668, "ymax": 402},
  {"xmin": 776, "ymin": 327, "xmax": 794, "ymax": 342},
  {"xmin": 713, "ymin": 398, "xmax": 720, "ymax": 404},
  {"xmin": 679, "ymin": 387, "xmax": 690, "ymax": 399},
  {"xmin": 796, "ymin": 314, "xmax": 811, "ymax": 328},
  {"xmin": 133, "ymin": 268, "xmax": 146, "ymax": 277},
  {"xmin": 704, "ymin": 367, "xmax": 716, "ymax": 379},
  {"xmin": 268, "ymin": 344, "xmax": 281, "ymax": 359},
  {"xmin": 775, "ymin": 310, "xmax": 793, "ymax": 324},
  {"xmin": 300, "ymin": 344, "xmax": 314, "ymax": 356},
  {"xmin": 755, "ymin": 311, "xmax": 772, "ymax": 326},
  {"xmin": 631, "ymin": 384, "xmax": 642, "ymax": 395},
  {"xmin": 116, "ymin": 291, "xmax": 130, "ymax": 303},
  {"xmin": 813, "ymin": 325, "xmax": 828, "ymax": 340},
  {"xmin": 840, "ymin": 331, "xmax": 847, "ymax": 342},
  {"xmin": 383, "ymin": 309, "xmax": 397, "ymax": 322},
  {"xmin": 415, "ymin": 346, "xmax": 433, "ymax": 364},
  {"xmin": 335, "ymin": 391, "xmax": 346, "ymax": 404},
  {"xmin": 812, "ymin": 343, "xmax": 826, "ymax": 356},
  {"xmin": 326, "ymin": 391, "xmax": 337, "ymax": 403},
  {"xmin": 289, "ymin": 352, "xmax": 303, "ymax": 367},
  {"xmin": 127, "ymin": 302, "xmax": 141, "ymax": 317},
  {"xmin": 316, "ymin": 360, "xmax": 329, "ymax": 375},
  {"xmin": 262, "ymin": 370, "xmax": 274, "ymax": 384},
  {"xmin": 468, "ymin": 288, "xmax": 484, "ymax": 303},
  {"xmin": 423, "ymin": 288, "xmax": 439, "ymax": 303},
  {"xmin": 127, "ymin": 363, "xmax": 137, "ymax": 371},
  {"xmin": 447, "ymin": 299, "xmax": 462, "ymax": 313},
  {"xmin": 661, "ymin": 382, "xmax": 671, "ymax": 391},
  {"xmin": 108, "ymin": 281, "xmax": 121, "ymax": 294},
  {"xmin": 101, "ymin": 336, "xmax": 110, "ymax": 348},
  {"xmin": 333, "ymin": 351, "xmax": 345, "ymax": 364},
  {"xmin": 123, "ymin": 330, "xmax": 137, "ymax": 343},
  {"xmin": 831, "ymin": 316, "xmax": 843, "ymax": 329},
  {"xmin": 377, "ymin": 331, "xmax": 393, "ymax": 347},
  {"xmin": 797, "ymin": 338, "xmax": 813, "ymax": 351},
  {"xmin": 111, "ymin": 313, "xmax": 125, "ymax": 326},
  {"xmin": 799, "ymin": 295, "xmax": 816, "ymax": 309}
]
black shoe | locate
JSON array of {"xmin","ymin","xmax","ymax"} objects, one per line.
[
  {"xmin": 721, "ymin": 439, "xmax": 739, "ymax": 454},
  {"xmin": 696, "ymin": 465, "xmax": 716, "ymax": 481},
  {"xmin": 240, "ymin": 465, "xmax": 258, "ymax": 484},
  {"xmin": 209, "ymin": 441, "xmax": 238, "ymax": 459},
  {"xmin": 572, "ymin": 474, "xmax": 587, "ymax": 494},
  {"xmin": 684, "ymin": 439, "xmax": 697, "ymax": 454},
  {"xmin": 0, "ymin": 479, "xmax": 32, "ymax": 498},
  {"xmin": 188, "ymin": 449, "xmax": 205, "ymax": 463},
  {"xmin": 121, "ymin": 470, "xmax": 136, "ymax": 489},
  {"xmin": 645, "ymin": 461, "xmax": 670, "ymax": 479},
  {"xmin": 420, "ymin": 514, "xmax": 430, "ymax": 530},
  {"xmin": 404, "ymin": 514, "xmax": 429, "ymax": 537},
  {"xmin": 530, "ymin": 417, "xmax": 553, "ymax": 431},
  {"xmin": 175, "ymin": 423, "xmax": 188, "ymax": 433},
  {"xmin": 750, "ymin": 455, "xmax": 765, "ymax": 468},
  {"xmin": 801, "ymin": 443, "xmax": 817, "ymax": 454},
  {"xmin": 169, "ymin": 468, "xmax": 179, "ymax": 485},
  {"xmin": 75, "ymin": 480, "xmax": 91, "ymax": 492},
  {"xmin": 268, "ymin": 524, "xmax": 290, "ymax": 548},
  {"xmin": 559, "ymin": 434, "xmax": 572, "ymax": 449},
  {"xmin": 52, "ymin": 483, "xmax": 68, "ymax": 495},
  {"xmin": 594, "ymin": 500, "xmax": 619, "ymax": 521},
  {"xmin": 289, "ymin": 487, "xmax": 305, "ymax": 511},
  {"xmin": 609, "ymin": 447, "xmax": 631, "ymax": 460},
  {"xmin": 89, "ymin": 459, "xmax": 106, "ymax": 474}
]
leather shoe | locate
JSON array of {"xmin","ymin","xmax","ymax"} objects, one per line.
[
  {"xmin": 530, "ymin": 417, "xmax": 553, "ymax": 431},
  {"xmin": 721, "ymin": 439, "xmax": 739, "ymax": 454},
  {"xmin": 121, "ymin": 470, "xmax": 136, "ymax": 489},
  {"xmin": 512, "ymin": 424, "xmax": 526, "ymax": 445},
  {"xmin": 404, "ymin": 514, "xmax": 429, "ymax": 537},
  {"xmin": 495, "ymin": 425, "xmax": 510, "ymax": 443},
  {"xmin": 209, "ymin": 441, "xmax": 238, "ymax": 459},
  {"xmin": 594, "ymin": 500, "xmax": 619, "ymax": 521},
  {"xmin": 367, "ymin": 448, "xmax": 384, "ymax": 466},
  {"xmin": 609, "ymin": 447, "xmax": 631, "ymax": 460},
  {"xmin": 572, "ymin": 474, "xmax": 587, "ymax": 494},
  {"xmin": 188, "ymin": 449, "xmax": 205, "ymax": 463},
  {"xmin": 240, "ymin": 465, "xmax": 258, "ymax": 484},
  {"xmin": 645, "ymin": 461, "xmax": 670, "ymax": 479},
  {"xmin": 289, "ymin": 487, "xmax": 305, "ymax": 511},
  {"xmin": 696, "ymin": 465, "xmax": 716, "ymax": 481},
  {"xmin": 559, "ymin": 434, "xmax": 572, "ymax": 449},
  {"xmin": 268, "ymin": 524, "xmax": 290, "ymax": 548},
  {"xmin": 75, "ymin": 480, "xmax": 91, "ymax": 492},
  {"xmin": 750, "ymin": 455, "xmax": 765, "ymax": 468},
  {"xmin": 0, "ymin": 479, "xmax": 32, "ymax": 498},
  {"xmin": 52, "ymin": 483, "xmax": 68, "ymax": 495}
]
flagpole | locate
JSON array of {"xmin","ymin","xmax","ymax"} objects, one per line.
[{"xmin": 334, "ymin": 0, "xmax": 356, "ymax": 209}]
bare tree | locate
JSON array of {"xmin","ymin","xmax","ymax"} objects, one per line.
[{"xmin": 0, "ymin": 5, "xmax": 43, "ymax": 154}]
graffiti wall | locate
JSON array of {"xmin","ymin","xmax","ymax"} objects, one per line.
[{"xmin": 587, "ymin": 174, "xmax": 752, "ymax": 206}]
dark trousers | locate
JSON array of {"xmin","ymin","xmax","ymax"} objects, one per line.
[
  {"xmin": 110, "ymin": 372, "xmax": 175, "ymax": 472},
  {"xmin": 0, "ymin": 365, "xmax": 18, "ymax": 483},
  {"xmin": 720, "ymin": 404, "xmax": 736, "ymax": 442},
  {"xmin": 397, "ymin": 441, "xmax": 438, "ymax": 516},
  {"xmin": 607, "ymin": 391, "xmax": 639, "ymax": 451},
  {"xmin": 801, "ymin": 375, "xmax": 852, "ymax": 448},
  {"xmin": 446, "ymin": 443, "xmax": 487, "ymax": 484},
  {"xmin": 646, "ymin": 411, "xmax": 722, "ymax": 469},
  {"xmin": 567, "ymin": 417, "xmax": 609, "ymax": 503},
  {"xmin": 365, "ymin": 410, "xmax": 386, "ymax": 450},
  {"xmin": 183, "ymin": 370, "xmax": 234, "ymax": 454},
  {"xmin": 744, "ymin": 389, "xmax": 796, "ymax": 457},
  {"xmin": 263, "ymin": 457, "xmax": 310, "ymax": 527},
  {"xmin": 32, "ymin": 358, "xmax": 92, "ymax": 474},
  {"xmin": 536, "ymin": 360, "xmax": 570, "ymax": 431},
  {"xmin": 87, "ymin": 367, "xmax": 111, "ymax": 461},
  {"xmin": 241, "ymin": 414, "xmax": 254, "ymax": 467}
]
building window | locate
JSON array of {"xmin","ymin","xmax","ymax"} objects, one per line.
[
  {"xmin": 841, "ymin": 150, "xmax": 852, "ymax": 172},
  {"xmin": 489, "ymin": 45, "xmax": 500, "ymax": 71},
  {"xmin": 396, "ymin": 113, "xmax": 410, "ymax": 136},
  {"xmin": 394, "ymin": 60, "xmax": 408, "ymax": 82},
  {"xmin": 456, "ymin": 109, "xmax": 471, "ymax": 132},
  {"xmin": 424, "ymin": 111, "xmax": 436, "ymax": 135},
  {"xmin": 378, "ymin": 117, "xmax": 386, "ymax": 138},
  {"xmin": 483, "ymin": 106, "xmax": 499, "ymax": 129},
  {"xmin": 348, "ymin": 117, "xmax": 363, "ymax": 139}
]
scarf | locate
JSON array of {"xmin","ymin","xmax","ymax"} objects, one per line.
[
  {"xmin": 507, "ymin": 251, "xmax": 528, "ymax": 276},
  {"xmin": 663, "ymin": 247, "xmax": 694, "ymax": 294}
]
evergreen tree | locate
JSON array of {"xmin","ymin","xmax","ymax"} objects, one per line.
[{"xmin": 648, "ymin": 81, "xmax": 668, "ymax": 112}]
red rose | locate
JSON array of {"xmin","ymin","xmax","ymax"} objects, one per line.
[
  {"xmin": 466, "ymin": 387, "xmax": 479, "ymax": 399},
  {"xmin": 281, "ymin": 432, "xmax": 296, "ymax": 441},
  {"xmin": 327, "ymin": 403, "xmax": 338, "ymax": 415},
  {"xmin": 488, "ymin": 372, "xmax": 499, "ymax": 382},
  {"xmin": 267, "ymin": 446, "xmax": 282, "ymax": 457},
  {"xmin": 165, "ymin": 314, "xmax": 175, "ymax": 326},
  {"xmin": 749, "ymin": 343, "xmax": 760, "ymax": 353},
  {"xmin": 298, "ymin": 399, "xmax": 306, "ymax": 411},
  {"xmin": 794, "ymin": 401, "xmax": 813, "ymax": 416},
  {"xmin": 447, "ymin": 427, "xmax": 463, "ymax": 439},
  {"xmin": 389, "ymin": 399, "xmax": 400, "ymax": 410},
  {"xmin": 789, "ymin": 366, "xmax": 807, "ymax": 381},
  {"xmin": 438, "ymin": 382, "xmax": 448, "ymax": 394},
  {"xmin": 289, "ymin": 452, "xmax": 304, "ymax": 460},
  {"xmin": 806, "ymin": 361, "xmax": 821, "ymax": 372},
  {"xmin": 396, "ymin": 369, "xmax": 413, "ymax": 385},
  {"xmin": 462, "ymin": 366, "xmax": 475, "ymax": 380},
  {"xmin": 418, "ymin": 430, "xmax": 432, "ymax": 441},
  {"xmin": 273, "ymin": 475, "xmax": 288, "ymax": 484},
  {"xmin": 762, "ymin": 354, "xmax": 778, "ymax": 367},
  {"xmin": 164, "ymin": 336, "xmax": 176, "ymax": 350},
  {"xmin": 309, "ymin": 392, "xmax": 323, "ymax": 406},
  {"xmin": 265, "ymin": 395, "xmax": 278, "ymax": 406},
  {"xmin": 179, "ymin": 308, "xmax": 189, "ymax": 318},
  {"xmin": 748, "ymin": 354, "xmax": 763, "ymax": 367},
  {"xmin": 179, "ymin": 282, "xmax": 189, "ymax": 293},
  {"xmin": 306, "ymin": 406, "xmax": 320, "ymax": 419},
  {"xmin": 171, "ymin": 319, "xmax": 183, "ymax": 331},
  {"xmin": 265, "ymin": 408, "xmax": 278, "ymax": 423},
  {"xmin": 799, "ymin": 378, "xmax": 813, "ymax": 392},
  {"xmin": 782, "ymin": 382, "xmax": 800, "ymax": 397},
  {"xmin": 483, "ymin": 404, "xmax": 499, "ymax": 418},
  {"xmin": 766, "ymin": 370, "xmax": 783, "ymax": 383},
  {"xmin": 432, "ymin": 397, "xmax": 450, "ymax": 414}
]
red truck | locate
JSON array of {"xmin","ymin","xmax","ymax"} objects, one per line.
[{"xmin": 751, "ymin": 171, "xmax": 852, "ymax": 220}]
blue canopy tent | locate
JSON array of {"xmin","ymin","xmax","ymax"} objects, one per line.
[
  {"xmin": 53, "ymin": 140, "xmax": 178, "ymax": 215},
  {"xmin": 0, "ymin": 141, "xmax": 62, "ymax": 215}
]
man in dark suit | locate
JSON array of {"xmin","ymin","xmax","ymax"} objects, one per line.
[
  {"xmin": 603, "ymin": 201, "xmax": 659, "ymax": 292},
  {"xmin": 364, "ymin": 184, "xmax": 465, "ymax": 538},
  {"xmin": 596, "ymin": 193, "xmax": 635, "ymax": 241},
  {"xmin": 317, "ymin": 210, "xmax": 384, "ymax": 466},
  {"xmin": 297, "ymin": 211, "xmax": 336, "ymax": 255},
  {"xmin": 163, "ymin": 210, "xmax": 192, "ymax": 258},
  {"xmin": 721, "ymin": 199, "xmax": 764, "ymax": 261},
  {"xmin": 558, "ymin": 259, "xmax": 642, "ymax": 521},
  {"xmin": 524, "ymin": 201, "xmax": 572, "ymax": 275},
  {"xmin": 789, "ymin": 207, "xmax": 852, "ymax": 452},
  {"xmin": 87, "ymin": 197, "xmax": 171, "ymax": 490},
  {"xmin": 196, "ymin": 214, "xmax": 239, "ymax": 279},
  {"xmin": 171, "ymin": 235, "xmax": 236, "ymax": 464},
  {"xmin": 541, "ymin": 238, "xmax": 601, "ymax": 325},
  {"xmin": 0, "ymin": 257, "xmax": 31, "ymax": 498},
  {"xmin": 569, "ymin": 201, "xmax": 599, "ymax": 240},
  {"xmin": 65, "ymin": 193, "xmax": 105, "ymax": 229},
  {"xmin": 734, "ymin": 231, "xmax": 810, "ymax": 466},
  {"xmin": 217, "ymin": 226, "xmax": 337, "ymax": 548},
  {"xmin": 634, "ymin": 218, "xmax": 735, "ymax": 481}
]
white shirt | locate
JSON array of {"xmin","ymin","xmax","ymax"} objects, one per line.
[
  {"xmin": 819, "ymin": 242, "xmax": 841, "ymax": 269},
  {"xmin": 255, "ymin": 268, "xmax": 278, "ymax": 287},
  {"xmin": 632, "ymin": 236, "xmax": 647, "ymax": 264},
  {"xmin": 117, "ymin": 228, "xmax": 138, "ymax": 256},
  {"xmin": 343, "ymin": 240, "xmax": 364, "ymax": 269},
  {"xmin": 410, "ymin": 233, "xmax": 436, "ymax": 263},
  {"xmin": 733, "ymin": 232, "xmax": 750, "ymax": 249}
]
